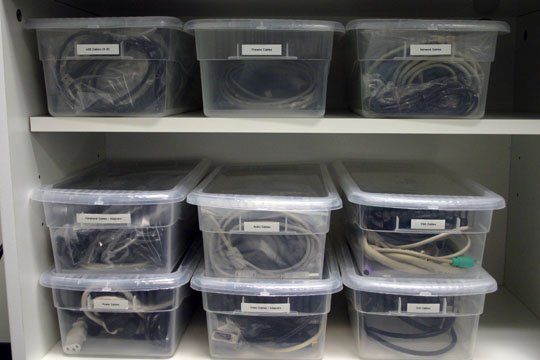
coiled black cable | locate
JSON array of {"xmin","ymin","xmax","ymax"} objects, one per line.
[{"xmin": 52, "ymin": 30, "xmax": 184, "ymax": 114}]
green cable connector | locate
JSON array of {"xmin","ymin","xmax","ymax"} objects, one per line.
[{"xmin": 451, "ymin": 256, "xmax": 476, "ymax": 268}]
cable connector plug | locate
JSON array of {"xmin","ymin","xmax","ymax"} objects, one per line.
[
  {"xmin": 451, "ymin": 256, "xmax": 475, "ymax": 268},
  {"xmin": 225, "ymin": 247, "xmax": 247, "ymax": 270},
  {"xmin": 63, "ymin": 318, "xmax": 87, "ymax": 354}
]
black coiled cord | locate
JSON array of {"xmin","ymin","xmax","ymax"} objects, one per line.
[{"xmin": 53, "ymin": 30, "xmax": 180, "ymax": 114}]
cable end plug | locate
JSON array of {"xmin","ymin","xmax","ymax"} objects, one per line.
[
  {"xmin": 451, "ymin": 256, "xmax": 475, "ymax": 268},
  {"xmin": 63, "ymin": 318, "xmax": 87, "ymax": 354}
]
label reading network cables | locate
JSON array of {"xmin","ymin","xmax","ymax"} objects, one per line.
[
  {"xmin": 241, "ymin": 44, "xmax": 282, "ymax": 56},
  {"xmin": 406, "ymin": 303, "xmax": 441, "ymax": 313},
  {"xmin": 243, "ymin": 221, "xmax": 280, "ymax": 232},
  {"xmin": 241, "ymin": 302, "xmax": 291, "ymax": 313},
  {"xmin": 92, "ymin": 296, "xmax": 130, "ymax": 310},
  {"xmin": 76, "ymin": 44, "xmax": 120, "ymax": 56},
  {"xmin": 410, "ymin": 44, "xmax": 452, "ymax": 56},
  {"xmin": 410, "ymin": 219, "xmax": 446, "ymax": 230},
  {"xmin": 76, "ymin": 213, "xmax": 131, "ymax": 225}
]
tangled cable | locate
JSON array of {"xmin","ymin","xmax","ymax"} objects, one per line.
[
  {"xmin": 218, "ymin": 60, "xmax": 318, "ymax": 110},
  {"xmin": 362, "ymin": 46, "xmax": 482, "ymax": 116},
  {"xmin": 53, "ymin": 29, "xmax": 185, "ymax": 114},
  {"xmin": 203, "ymin": 209, "xmax": 323, "ymax": 278},
  {"xmin": 361, "ymin": 227, "xmax": 475, "ymax": 275},
  {"xmin": 212, "ymin": 315, "xmax": 323, "ymax": 353}
]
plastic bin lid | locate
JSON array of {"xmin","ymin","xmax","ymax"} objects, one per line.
[
  {"xmin": 31, "ymin": 159, "xmax": 211, "ymax": 206},
  {"xmin": 337, "ymin": 240, "xmax": 497, "ymax": 296},
  {"xmin": 187, "ymin": 164, "xmax": 342, "ymax": 211},
  {"xmin": 191, "ymin": 247, "xmax": 342, "ymax": 296},
  {"xmin": 24, "ymin": 16, "xmax": 184, "ymax": 30},
  {"xmin": 331, "ymin": 160, "xmax": 505, "ymax": 211},
  {"xmin": 346, "ymin": 19, "xmax": 510, "ymax": 33},
  {"xmin": 185, "ymin": 19, "xmax": 344, "ymax": 33},
  {"xmin": 40, "ymin": 242, "xmax": 202, "ymax": 292}
]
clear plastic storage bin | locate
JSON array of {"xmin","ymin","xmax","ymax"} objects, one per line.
[
  {"xmin": 191, "ymin": 248, "xmax": 342, "ymax": 359},
  {"xmin": 185, "ymin": 19, "xmax": 344, "ymax": 117},
  {"xmin": 32, "ymin": 160, "xmax": 210, "ymax": 273},
  {"xmin": 187, "ymin": 164, "xmax": 342, "ymax": 279},
  {"xmin": 40, "ymin": 243, "xmax": 202, "ymax": 357},
  {"xmin": 346, "ymin": 225, "xmax": 487, "ymax": 278},
  {"xmin": 331, "ymin": 160, "xmax": 505, "ymax": 233},
  {"xmin": 25, "ymin": 17, "xmax": 201, "ymax": 116},
  {"xmin": 337, "ymin": 240, "xmax": 497, "ymax": 360},
  {"xmin": 345, "ymin": 19, "xmax": 510, "ymax": 118}
]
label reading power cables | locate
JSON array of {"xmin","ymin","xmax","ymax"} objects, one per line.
[
  {"xmin": 406, "ymin": 303, "xmax": 441, "ymax": 314},
  {"xmin": 76, "ymin": 213, "xmax": 131, "ymax": 225},
  {"xmin": 92, "ymin": 296, "xmax": 130, "ymax": 310},
  {"xmin": 410, "ymin": 44, "xmax": 452, "ymax": 56},
  {"xmin": 241, "ymin": 302, "xmax": 290, "ymax": 313},
  {"xmin": 411, "ymin": 219, "xmax": 446, "ymax": 230},
  {"xmin": 76, "ymin": 44, "xmax": 120, "ymax": 56},
  {"xmin": 243, "ymin": 221, "xmax": 280, "ymax": 232},
  {"xmin": 241, "ymin": 44, "xmax": 282, "ymax": 56}
]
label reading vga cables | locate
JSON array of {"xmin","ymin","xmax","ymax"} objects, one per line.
[
  {"xmin": 411, "ymin": 219, "xmax": 446, "ymax": 230},
  {"xmin": 241, "ymin": 302, "xmax": 291, "ymax": 313},
  {"xmin": 241, "ymin": 44, "xmax": 282, "ymax": 56},
  {"xmin": 92, "ymin": 296, "xmax": 130, "ymax": 310},
  {"xmin": 243, "ymin": 221, "xmax": 280, "ymax": 232},
  {"xmin": 76, "ymin": 44, "xmax": 120, "ymax": 56},
  {"xmin": 76, "ymin": 213, "xmax": 131, "ymax": 225},
  {"xmin": 406, "ymin": 303, "xmax": 441, "ymax": 313},
  {"xmin": 410, "ymin": 44, "xmax": 452, "ymax": 56}
]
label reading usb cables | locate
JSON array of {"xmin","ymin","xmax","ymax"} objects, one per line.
[
  {"xmin": 76, "ymin": 213, "xmax": 132, "ymax": 225},
  {"xmin": 243, "ymin": 221, "xmax": 280, "ymax": 232},
  {"xmin": 241, "ymin": 302, "xmax": 290, "ymax": 313},
  {"xmin": 92, "ymin": 296, "xmax": 130, "ymax": 310},
  {"xmin": 241, "ymin": 44, "xmax": 282, "ymax": 56},
  {"xmin": 76, "ymin": 44, "xmax": 120, "ymax": 56},
  {"xmin": 410, "ymin": 44, "xmax": 452, "ymax": 56},
  {"xmin": 406, "ymin": 303, "xmax": 441, "ymax": 314},
  {"xmin": 410, "ymin": 219, "xmax": 446, "ymax": 230}
]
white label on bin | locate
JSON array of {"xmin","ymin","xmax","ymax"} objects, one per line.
[
  {"xmin": 76, "ymin": 213, "xmax": 131, "ymax": 225},
  {"xmin": 241, "ymin": 44, "xmax": 282, "ymax": 56},
  {"xmin": 243, "ymin": 221, "xmax": 280, "ymax": 232},
  {"xmin": 406, "ymin": 303, "xmax": 441, "ymax": 313},
  {"xmin": 92, "ymin": 296, "xmax": 130, "ymax": 310},
  {"xmin": 411, "ymin": 219, "xmax": 446, "ymax": 230},
  {"xmin": 410, "ymin": 44, "xmax": 452, "ymax": 56},
  {"xmin": 241, "ymin": 302, "xmax": 290, "ymax": 313},
  {"xmin": 76, "ymin": 44, "xmax": 120, "ymax": 56}
]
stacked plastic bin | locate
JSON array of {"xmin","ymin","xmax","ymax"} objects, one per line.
[
  {"xmin": 187, "ymin": 164, "xmax": 343, "ymax": 358},
  {"xmin": 32, "ymin": 160, "xmax": 210, "ymax": 356},
  {"xmin": 345, "ymin": 19, "xmax": 510, "ymax": 118},
  {"xmin": 185, "ymin": 19, "xmax": 344, "ymax": 117},
  {"xmin": 331, "ymin": 160, "xmax": 506, "ymax": 360},
  {"xmin": 25, "ymin": 17, "xmax": 200, "ymax": 116}
]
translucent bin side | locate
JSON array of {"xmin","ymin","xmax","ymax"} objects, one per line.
[
  {"xmin": 56, "ymin": 291, "xmax": 196, "ymax": 357},
  {"xmin": 347, "ymin": 228, "xmax": 487, "ymax": 278},
  {"xmin": 352, "ymin": 204, "xmax": 494, "ymax": 234},
  {"xmin": 201, "ymin": 292, "xmax": 332, "ymax": 315},
  {"xmin": 43, "ymin": 200, "xmax": 195, "ymax": 228},
  {"xmin": 206, "ymin": 312, "xmax": 328, "ymax": 359},
  {"xmin": 347, "ymin": 300, "xmax": 480, "ymax": 360},
  {"xmin": 199, "ymin": 59, "xmax": 330, "ymax": 117},
  {"xmin": 346, "ymin": 289, "xmax": 487, "ymax": 317},
  {"xmin": 49, "ymin": 218, "xmax": 196, "ymax": 273},
  {"xmin": 198, "ymin": 207, "xmax": 332, "ymax": 234},
  {"xmin": 35, "ymin": 27, "xmax": 200, "ymax": 116},
  {"xmin": 203, "ymin": 231, "xmax": 326, "ymax": 279},
  {"xmin": 191, "ymin": 29, "xmax": 335, "ymax": 60}
]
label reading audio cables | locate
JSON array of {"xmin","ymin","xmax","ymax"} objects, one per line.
[
  {"xmin": 410, "ymin": 219, "xmax": 446, "ymax": 230},
  {"xmin": 243, "ymin": 221, "xmax": 280, "ymax": 232},
  {"xmin": 410, "ymin": 44, "xmax": 452, "ymax": 56}
]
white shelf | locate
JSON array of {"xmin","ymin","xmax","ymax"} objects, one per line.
[
  {"xmin": 41, "ymin": 288, "xmax": 540, "ymax": 360},
  {"xmin": 29, "ymin": 113, "xmax": 540, "ymax": 135}
]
